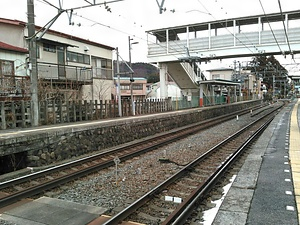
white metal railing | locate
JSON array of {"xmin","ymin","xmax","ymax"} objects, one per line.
[
  {"xmin": 180, "ymin": 62, "xmax": 198, "ymax": 84},
  {"xmin": 92, "ymin": 67, "xmax": 113, "ymax": 79},
  {"xmin": 148, "ymin": 27, "xmax": 300, "ymax": 57},
  {"xmin": 38, "ymin": 63, "xmax": 92, "ymax": 81},
  {"xmin": 38, "ymin": 63, "xmax": 112, "ymax": 82}
]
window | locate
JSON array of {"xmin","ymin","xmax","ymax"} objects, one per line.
[
  {"xmin": 132, "ymin": 84, "xmax": 143, "ymax": 90},
  {"xmin": 101, "ymin": 59, "xmax": 112, "ymax": 69},
  {"xmin": 0, "ymin": 60, "xmax": 15, "ymax": 93},
  {"xmin": 91, "ymin": 57, "xmax": 112, "ymax": 69},
  {"xmin": 43, "ymin": 43, "xmax": 56, "ymax": 53},
  {"xmin": 0, "ymin": 60, "xmax": 14, "ymax": 76},
  {"xmin": 120, "ymin": 84, "xmax": 130, "ymax": 90},
  {"xmin": 212, "ymin": 74, "xmax": 220, "ymax": 79},
  {"xmin": 67, "ymin": 51, "xmax": 90, "ymax": 64}
]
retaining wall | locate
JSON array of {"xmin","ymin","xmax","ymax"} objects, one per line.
[{"xmin": 0, "ymin": 100, "xmax": 261, "ymax": 170}]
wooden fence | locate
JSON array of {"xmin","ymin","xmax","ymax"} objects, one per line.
[{"xmin": 0, "ymin": 99, "xmax": 174, "ymax": 130}]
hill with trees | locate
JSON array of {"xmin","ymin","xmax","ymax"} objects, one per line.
[{"xmin": 113, "ymin": 62, "xmax": 159, "ymax": 83}]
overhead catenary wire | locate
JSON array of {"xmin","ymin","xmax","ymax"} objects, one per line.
[
  {"xmin": 40, "ymin": 0, "xmax": 60, "ymax": 10},
  {"xmin": 74, "ymin": 0, "xmax": 265, "ymax": 62},
  {"xmin": 35, "ymin": 0, "xmax": 296, "ymax": 70},
  {"xmin": 277, "ymin": 0, "xmax": 296, "ymax": 63},
  {"xmin": 197, "ymin": 0, "xmax": 292, "ymax": 73},
  {"xmin": 196, "ymin": 0, "xmax": 256, "ymax": 55},
  {"xmin": 71, "ymin": 13, "xmax": 191, "ymax": 61},
  {"xmin": 258, "ymin": 0, "xmax": 283, "ymax": 53},
  {"xmin": 35, "ymin": 0, "xmax": 191, "ymax": 62},
  {"xmin": 35, "ymin": 0, "xmax": 261, "ymax": 61}
]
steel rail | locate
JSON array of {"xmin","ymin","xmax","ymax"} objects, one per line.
[
  {"xmin": 0, "ymin": 104, "xmax": 270, "ymax": 209},
  {"xmin": 0, "ymin": 104, "xmax": 263, "ymax": 189},
  {"xmin": 168, "ymin": 113, "xmax": 275, "ymax": 224},
  {"xmin": 102, "ymin": 105, "xmax": 281, "ymax": 225}
]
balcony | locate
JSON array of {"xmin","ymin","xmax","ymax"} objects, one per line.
[
  {"xmin": 38, "ymin": 62, "xmax": 92, "ymax": 83},
  {"xmin": 0, "ymin": 76, "xmax": 30, "ymax": 99},
  {"xmin": 38, "ymin": 62, "xmax": 113, "ymax": 83}
]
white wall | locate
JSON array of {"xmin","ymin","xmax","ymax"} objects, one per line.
[
  {"xmin": 42, "ymin": 32, "xmax": 113, "ymax": 61},
  {"xmin": 0, "ymin": 23, "xmax": 26, "ymax": 49},
  {"xmin": 82, "ymin": 79, "xmax": 113, "ymax": 101},
  {"xmin": 0, "ymin": 51, "xmax": 28, "ymax": 76},
  {"xmin": 148, "ymin": 83, "xmax": 182, "ymax": 100}
]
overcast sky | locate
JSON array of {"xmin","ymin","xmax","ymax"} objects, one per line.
[{"xmin": 1, "ymin": 0, "xmax": 300, "ymax": 72}]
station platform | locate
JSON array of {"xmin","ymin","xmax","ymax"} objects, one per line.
[
  {"xmin": 212, "ymin": 98, "xmax": 300, "ymax": 225},
  {"xmin": 0, "ymin": 196, "xmax": 106, "ymax": 225},
  {"xmin": 0, "ymin": 99, "xmax": 299, "ymax": 225},
  {"xmin": 0, "ymin": 196, "xmax": 142, "ymax": 225}
]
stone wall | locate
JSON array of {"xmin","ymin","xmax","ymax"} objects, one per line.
[{"xmin": 0, "ymin": 100, "xmax": 261, "ymax": 169}]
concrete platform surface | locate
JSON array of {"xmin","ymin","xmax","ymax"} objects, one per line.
[
  {"xmin": 213, "ymin": 99, "xmax": 299, "ymax": 225},
  {"xmin": 0, "ymin": 197, "xmax": 107, "ymax": 225}
]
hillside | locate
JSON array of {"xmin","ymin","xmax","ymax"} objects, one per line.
[{"xmin": 113, "ymin": 62, "xmax": 159, "ymax": 83}]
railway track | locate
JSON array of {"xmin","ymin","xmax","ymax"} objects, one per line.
[
  {"xmin": 0, "ymin": 103, "xmax": 277, "ymax": 211},
  {"xmin": 102, "ymin": 104, "xmax": 281, "ymax": 225}
]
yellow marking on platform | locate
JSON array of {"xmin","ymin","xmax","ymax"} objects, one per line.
[
  {"xmin": 289, "ymin": 99, "xmax": 300, "ymax": 225},
  {"xmin": 295, "ymin": 188, "xmax": 300, "ymax": 195}
]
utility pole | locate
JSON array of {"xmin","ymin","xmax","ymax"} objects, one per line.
[
  {"xmin": 273, "ymin": 74, "xmax": 275, "ymax": 99},
  {"xmin": 116, "ymin": 48, "xmax": 122, "ymax": 117},
  {"xmin": 27, "ymin": 0, "xmax": 39, "ymax": 126},
  {"xmin": 128, "ymin": 36, "xmax": 138, "ymax": 116}
]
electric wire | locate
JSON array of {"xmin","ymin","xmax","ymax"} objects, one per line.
[
  {"xmin": 36, "ymin": 0, "xmax": 271, "ymax": 62},
  {"xmin": 36, "ymin": 0, "xmax": 293, "ymax": 76},
  {"xmin": 35, "ymin": 0, "xmax": 190, "ymax": 62},
  {"xmin": 40, "ymin": 0, "xmax": 60, "ymax": 10},
  {"xmin": 83, "ymin": 0, "xmax": 94, "ymax": 5},
  {"xmin": 72, "ymin": 13, "xmax": 191, "ymax": 61},
  {"xmin": 196, "ymin": 0, "xmax": 256, "ymax": 55},
  {"xmin": 197, "ymin": 0, "xmax": 289, "ymax": 76},
  {"xmin": 206, "ymin": 0, "xmax": 260, "ymax": 52},
  {"xmin": 66, "ymin": 0, "xmax": 125, "ymax": 11},
  {"xmin": 257, "ymin": 0, "xmax": 293, "ymax": 74},
  {"xmin": 65, "ymin": 2, "xmax": 288, "ymax": 79},
  {"xmin": 196, "ymin": 0, "xmax": 275, "ymax": 78},
  {"xmin": 277, "ymin": 0, "xmax": 296, "ymax": 63},
  {"xmin": 258, "ymin": 0, "xmax": 283, "ymax": 53}
]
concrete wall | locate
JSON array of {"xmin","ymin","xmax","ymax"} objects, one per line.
[{"xmin": 0, "ymin": 100, "xmax": 261, "ymax": 169}]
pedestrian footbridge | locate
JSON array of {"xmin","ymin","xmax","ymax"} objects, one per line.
[{"xmin": 146, "ymin": 10, "xmax": 300, "ymax": 103}]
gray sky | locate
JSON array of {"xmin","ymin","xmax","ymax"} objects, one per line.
[{"xmin": 1, "ymin": 0, "xmax": 300, "ymax": 71}]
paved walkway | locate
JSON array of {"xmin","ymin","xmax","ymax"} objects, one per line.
[
  {"xmin": 290, "ymin": 98, "xmax": 300, "ymax": 223},
  {"xmin": 213, "ymin": 99, "xmax": 299, "ymax": 225}
]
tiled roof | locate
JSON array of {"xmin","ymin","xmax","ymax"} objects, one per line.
[
  {"xmin": 0, "ymin": 18, "xmax": 26, "ymax": 27},
  {"xmin": 0, "ymin": 17, "xmax": 115, "ymax": 51},
  {"xmin": 0, "ymin": 41, "xmax": 28, "ymax": 53}
]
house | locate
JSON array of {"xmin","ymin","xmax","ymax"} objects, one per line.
[
  {"xmin": 206, "ymin": 67, "xmax": 261, "ymax": 97},
  {"xmin": 0, "ymin": 40, "xmax": 29, "ymax": 100},
  {"xmin": 147, "ymin": 81, "xmax": 182, "ymax": 100},
  {"xmin": 206, "ymin": 67, "xmax": 234, "ymax": 80},
  {"xmin": 0, "ymin": 17, "xmax": 115, "ymax": 102},
  {"xmin": 113, "ymin": 77, "xmax": 147, "ymax": 101}
]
